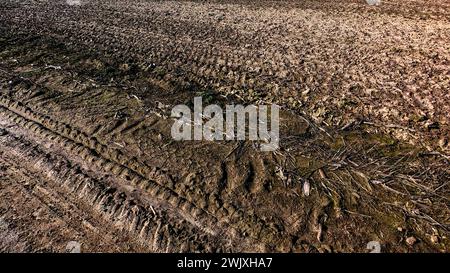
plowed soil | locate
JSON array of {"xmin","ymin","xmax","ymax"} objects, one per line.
[{"xmin": 0, "ymin": 0, "xmax": 448, "ymax": 252}]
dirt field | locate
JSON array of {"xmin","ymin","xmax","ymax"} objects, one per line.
[{"xmin": 0, "ymin": 0, "xmax": 449, "ymax": 252}]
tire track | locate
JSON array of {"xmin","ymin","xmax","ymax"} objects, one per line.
[
  {"xmin": 0, "ymin": 126, "xmax": 225, "ymax": 252},
  {"xmin": 0, "ymin": 95, "xmax": 280, "ymax": 247}
]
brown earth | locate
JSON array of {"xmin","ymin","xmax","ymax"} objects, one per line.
[{"xmin": 0, "ymin": 0, "xmax": 448, "ymax": 253}]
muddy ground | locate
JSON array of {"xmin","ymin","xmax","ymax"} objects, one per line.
[{"xmin": 0, "ymin": 0, "xmax": 448, "ymax": 252}]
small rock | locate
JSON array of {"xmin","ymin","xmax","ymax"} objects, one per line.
[
  {"xmin": 430, "ymin": 235, "xmax": 439, "ymax": 244},
  {"xmin": 366, "ymin": 0, "xmax": 381, "ymax": 6},
  {"xmin": 438, "ymin": 138, "xmax": 448, "ymax": 149},
  {"xmin": 303, "ymin": 180, "xmax": 310, "ymax": 196},
  {"xmin": 406, "ymin": 236, "xmax": 417, "ymax": 246},
  {"xmin": 66, "ymin": 241, "xmax": 81, "ymax": 253},
  {"xmin": 318, "ymin": 244, "xmax": 332, "ymax": 253},
  {"xmin": 425, "ymin": 120, "xmax": 440, "ymax": 130}
]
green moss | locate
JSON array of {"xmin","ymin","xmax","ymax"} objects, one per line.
[{"xmin": 154, "ymin": 67, "xmax": 166, "ymax": 77}]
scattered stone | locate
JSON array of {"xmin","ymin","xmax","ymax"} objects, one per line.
[
  {"xmin": 66, "ymin": 241, "xmax": 81, "ymax": 253},
  {"xmin": 366, "ymin": 0, "xmax": 381, "ymax": 6},
  {"xmin": 45, "ymin": 65, "xmax": 62, "ymax": 70},
  {"xmin": 406, "ymin": 236, "xmax": 417, "ymax": 246},
  {"xmin": 66, "ymin": 0, "xmax": 82, "ymax": 6},
  {"xmin": 303, "ymin": 180, "xmax": 310, "ymax": 196}
]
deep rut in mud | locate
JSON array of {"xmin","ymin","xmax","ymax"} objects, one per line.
[{"xmin": 0, "ymin": 0, "xmax": 449, "ymax": 253}]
